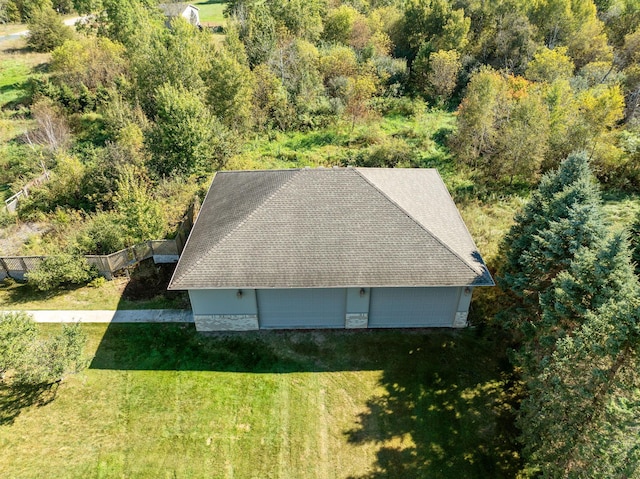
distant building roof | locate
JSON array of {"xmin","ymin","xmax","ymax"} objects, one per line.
[
  {"xmin": 168, "ymin": 168, "xmax": 494, "ymax": 290},
  {"xmin": 158, "ymin": 3, "xmax": 198, "ymax": 18}
]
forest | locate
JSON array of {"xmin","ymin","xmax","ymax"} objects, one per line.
[{"xmin": 1, "ymin": 0, "xmax": 640, "ymax": 477}]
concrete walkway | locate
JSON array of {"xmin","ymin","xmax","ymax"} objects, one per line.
[{"xmin": 6, "ymin": 309, "xmax": 194, "ymax": 323}]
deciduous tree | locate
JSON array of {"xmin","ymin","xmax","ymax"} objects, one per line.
[
  {"xmin": 525, "ymin": 47, "xmax": 574, "ymax": 83},
  {"xmin": 51, "ymin": 36, "xmax": 127, "ymax": 91},
  {"xmin": 0, "ymin": 312, "xmax": 36, "ymax": 380},
  {"xmin": 205, "ymin": 49, "xmax": 255, "ymax": 131},
  {"xmin": 422, "ymin": 48, "xmax": 461, "ymax": 104},
  {"xmin": 113, "ymin": 165, "xmax": 165, "ymax": 245},
  {"xmin": 26, "ymin": 6, "xmax": 74, "ymax": 52},
  {"xmin": 0, "ymin": 312, "xmax": 87, "ymax": 386},
  {"xmin": 147, "ymin": 83, "xmax": 223, "ymax": 178},
  {"xmin": 451, "ymin": 68, "xmax": 549, "ymax": 183}
]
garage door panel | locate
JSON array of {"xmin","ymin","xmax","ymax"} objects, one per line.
[
  {"xmin": 369, "ymin": 287, "xmax": 459, "ymax": 328},
  {"xmin": 257, "ymin": 288, "xmax": 346, "ymax": 329}
]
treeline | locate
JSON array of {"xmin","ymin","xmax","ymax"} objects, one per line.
[{"xmin": 5, "ymin": 0, "xmax": 640, "ymax": 196}]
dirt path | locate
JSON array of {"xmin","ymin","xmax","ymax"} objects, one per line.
[{"xmin": 0, "ymin": 16, "xmax": 87, "ymax": 43}]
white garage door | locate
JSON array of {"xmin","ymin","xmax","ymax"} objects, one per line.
[
  {"xmin": 257, "ymin": 288, "xmax": 347, "ymax": 329},
  {"xmin": 368, "ymin": 287, "xmax": 460, "ymax": 328}
]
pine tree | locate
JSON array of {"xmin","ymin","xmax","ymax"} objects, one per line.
[
  {"xmin": 520, "ymin": 297, "xmax": 640, "ymax": 478},
  {"xmin": 499, "ymin": 152, "xmax": 640, "ymax": 477},
  {"xmin": 499, "ymin": 152, "xmax": 606, "ymax": 327}
]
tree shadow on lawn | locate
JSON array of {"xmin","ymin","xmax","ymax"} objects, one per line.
[
  {"xmin": 0, "ymin": 279, "xmax": 83, "ymax": 304},
  {"xmin": 0, "ymin": 380, "xmax": 59, "ymax": 426},
  {"xmin": 344, "ymin": 330, "xmax": 523, "ymax": 479},
  {"xmin": 89, "ymin": 324, "xmax": 522, "ymax": 475}
]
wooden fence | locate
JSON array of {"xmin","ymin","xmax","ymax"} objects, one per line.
[
  {"xmin": 0, "ymin": 199, "xmax": 198, "ymax": 281},
  {"xmin": 4, "ymin": 171, "xmax": 51, "ymax": 214},
  {"xmin": 0, "ymin": 240, "xmax": 176, "ymax": 281}
]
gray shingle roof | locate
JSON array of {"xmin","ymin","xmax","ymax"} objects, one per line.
[{"xmin": 168, "ymin": 168, "xmax": 494, "ymax": 290}]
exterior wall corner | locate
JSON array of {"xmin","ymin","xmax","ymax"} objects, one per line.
[{"xmin": 453, "ymin": 287, "xmax": 473, "ymax": 328}]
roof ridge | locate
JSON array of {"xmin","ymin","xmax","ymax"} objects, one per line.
[
  {"xmin": 170, "ymin": 170, "xmax": 302, "ymax": 288},
  {"xmin": 353, "ymin": 168, "xmax": 483, "ymax": 277}
]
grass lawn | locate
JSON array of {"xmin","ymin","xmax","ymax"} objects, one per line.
[
  {"xmin": 194, "ymin": 0, "xmax": 227, "ymax": 25},
  {"xmin": 0, "ymin": 38, "xmax": 49, "ymax": 109},
  {"xmin": 0, "ymin": 58, "xmax": 30, "ymax": 107},
  {"xmin": 0, "ymin": 324, "xmax": 521, "ymax": 478},
  {"xmin": 0, "ymin": 263, "xmax": 190, "ymax": 311}
]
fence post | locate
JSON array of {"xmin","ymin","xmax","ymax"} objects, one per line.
[
  {"xmin": 103, "ymin": 256, "xmax": 113, "ymax": 280},
  {"xmin": 0, "ymin": 258, "xmax": 9, "ymax": 279},
  {"xmin": 105, "ymin": 255, "xmax": 114, "ymax": 279}
]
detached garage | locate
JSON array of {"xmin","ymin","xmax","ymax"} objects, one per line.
[{"xmin": 168, "ymin": 167, "xmax": 494, "ymax": 332}]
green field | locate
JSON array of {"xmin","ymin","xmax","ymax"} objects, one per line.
[
  {"xmin": 0, "ymin": 323, "xmax": 520, "ymax": 478},
  {"xmin": 0, "ymin": 59, "xmax": 30, "ymax": 107},
  {"xmin": 194, "ymin": 0, "xmax": 227, "ymax": 25}
]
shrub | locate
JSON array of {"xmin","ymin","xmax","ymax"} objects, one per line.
[
  {"xmin": 26, "ymin": 7, "xmax": 75, "ymax": 53},
  {"xmin": 0, "ymin": 312, "xmax": 37, "ymax": 380},
  {"xmin": 0, "ymin": 312, "xmax": 86, "ymax": 386},
  {"xmin": 27, "ymin": 254, "xmax": 98, "ymax": 291},
  {"xmin": 74, "ymin": 211, "xmax": 126, "ymax": 255},
  {"xmin": 16, "ymin": 322, "xmax": 86, "ymax": 385},
  {"xmin": 88, "ymin": 276, "xmax": 106, "ymax": 288},
  {"xmin": 0, "ymin": 208, "xmax": 15, "ymax": 228},
  {"xmin": 347, "ymin": 137, "xmax": 415, "ymax": 168}
]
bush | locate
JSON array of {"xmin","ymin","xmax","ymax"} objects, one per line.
[
  {"xmin": 346, "ymin": 137, "xmax": 415, "ymax": 168},
  {"xmin": 88, "ymin": 276, "xmax": 106, "ymax": 288},
  {"xmin": 0, "ymin": 312, "xmax": 86, "ymax": 386},
  {"xmin": 26, "ymin": 7, "xmax": 74, "ymax": 53},
  {"xmin": 0, "ymin": 208, "xmax": 15, "ymax": 228},
  {"xmin": 0, "ymin": 312, "xmax": 37, "ymax": 379},
  {"xmin": 15, "ymin": 322, "xmax": 86, "ymax": 385},
  {"xmin": 27, "ymin": 254, "xmax": 99, "ymax": 291},
  {"xmin": 74, "ymin": 212, "xmax": 126, "ymax": 255}
]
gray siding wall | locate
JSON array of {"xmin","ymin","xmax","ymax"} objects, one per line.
[
  {"xmin": 345, "ymin": 287, "xmax": 370, "ymax": 328},
  {"xmin": 189, "ymin": 289, "xmax": 259, "ymax": 331},
  {"xmin": 187, "ymin": 286, "xmax": 473, "ymax": 331}
]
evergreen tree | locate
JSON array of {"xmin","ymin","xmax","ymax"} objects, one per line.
[
  {"xmin": 499, "ymin": 152, "xmax": 640, "ymax": 477},
  {"xmin": 499, "ymin": 152, "xmax": 606, "ymax": 324},
  {"xmin": 520, "ymin": 297, "xmax": 640, "ymax": 478},
  {"xmin": 26, "ymin": 6, "xmax": 74, "ymax": 52}
]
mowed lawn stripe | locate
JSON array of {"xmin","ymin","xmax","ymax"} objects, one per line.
[{"xmin": 0, "ymin": 324, "xmax": 520, "ymax": 478}]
